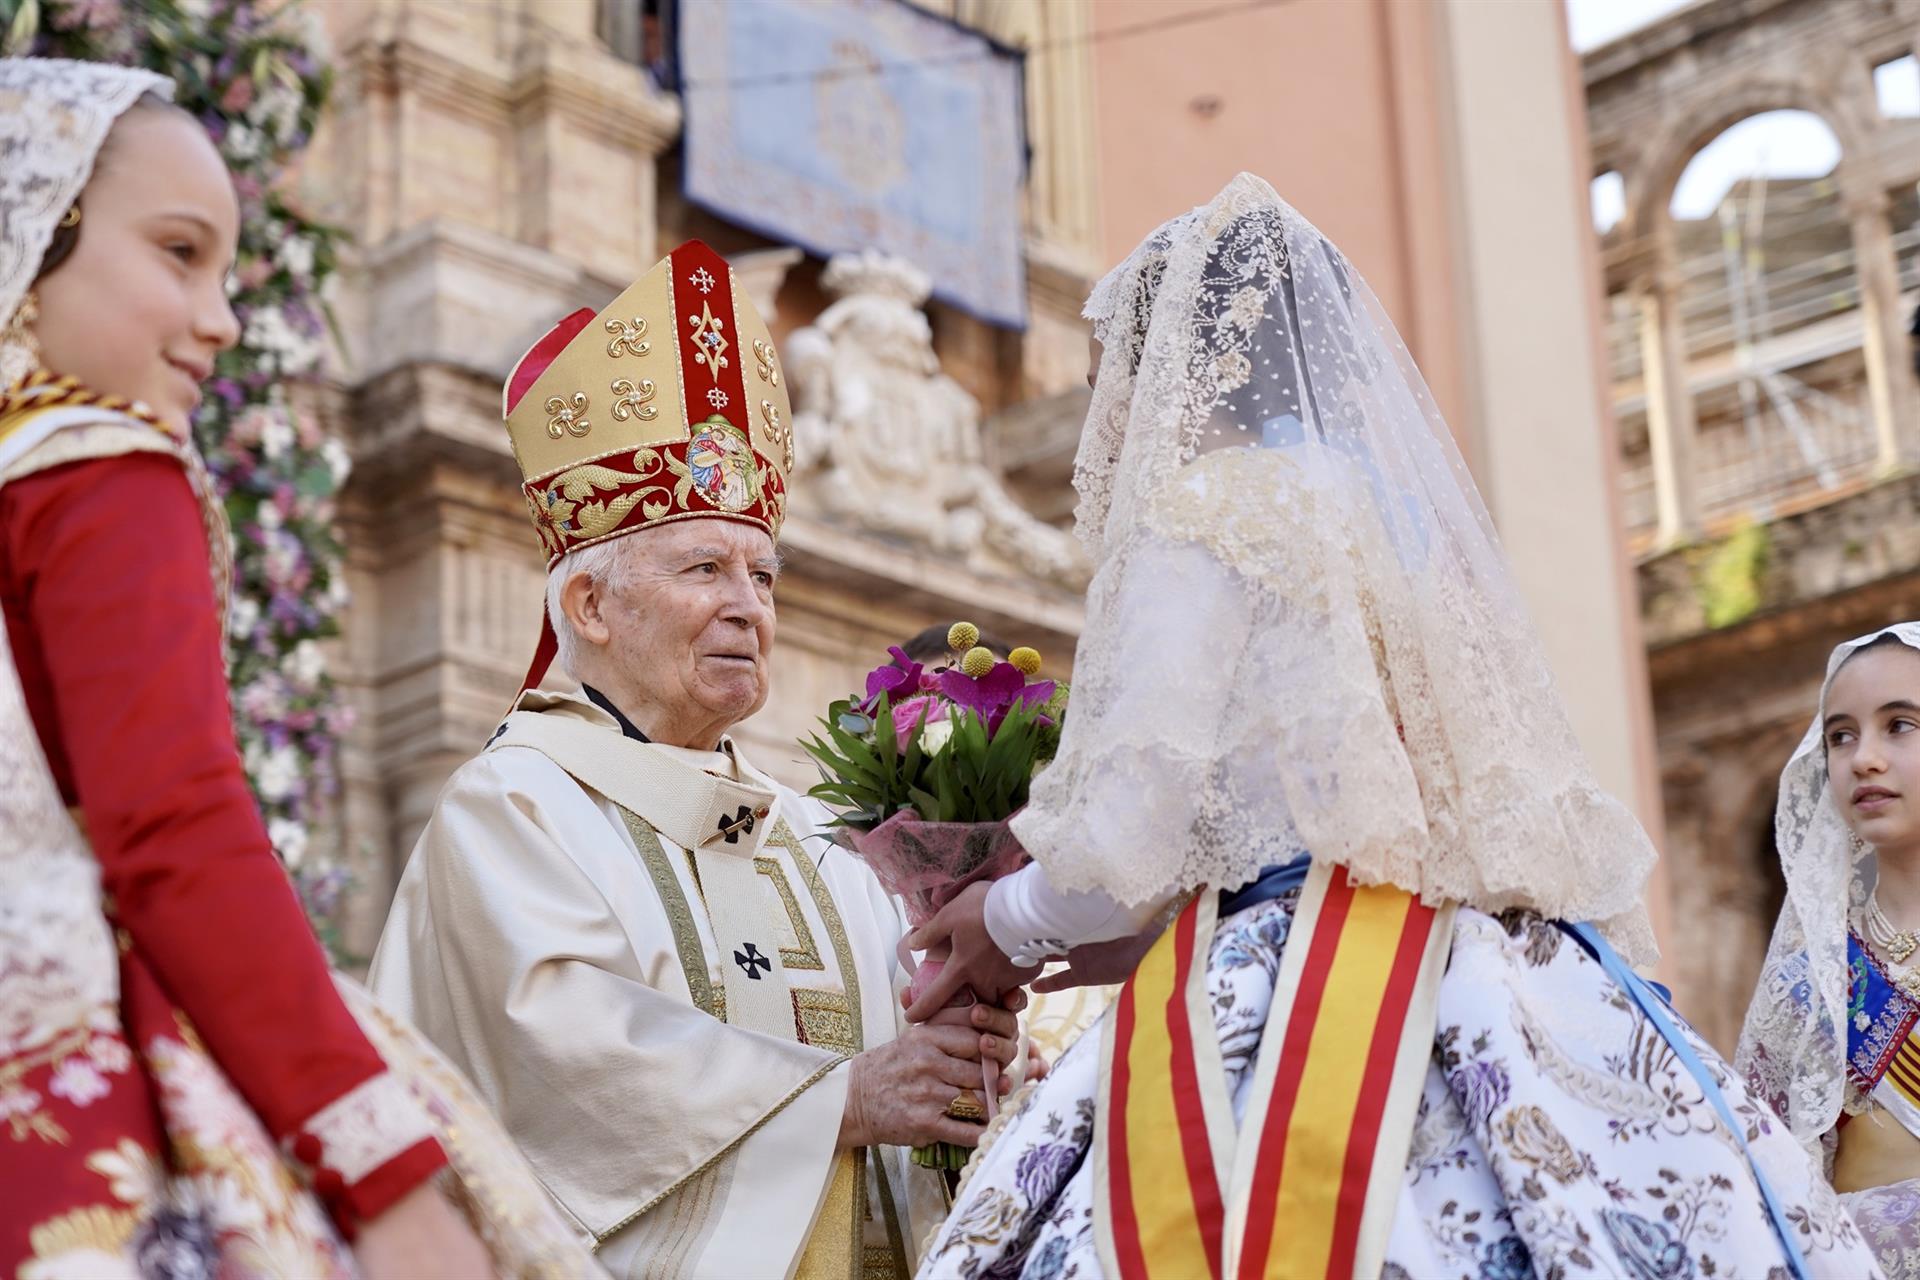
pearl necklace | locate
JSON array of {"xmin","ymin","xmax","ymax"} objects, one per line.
[
  {"xmin": 1866, "ymin": 890, "xmax": 1920, "ymax": 964},
  {"xmin": 1862, "ymin": 891, "xmax": 1920, "ymax": 1000}
]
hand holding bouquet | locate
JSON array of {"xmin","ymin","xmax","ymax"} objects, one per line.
[{"xmin": 803, "ymin": 623, "xmax": 1066, "ymax": 1167}]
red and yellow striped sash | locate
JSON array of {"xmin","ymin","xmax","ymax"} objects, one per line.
[{"xmin": 1097, "ymin": 863, "xmax": 1453, "ymax": 1280}]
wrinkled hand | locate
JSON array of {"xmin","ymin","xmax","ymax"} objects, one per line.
[
  {"xmin": 903, "ymin": 881, "xmax": 1040, "ymax": 1022},
  {"xmin": 354, "ymin": 1183, "xmax": 496, "ymax": 1280},
  {"xmin": 1031, "ymin": 926, "xmax": 1165, "ymax": 993},
  {"xmin": 921, "ymin": 996, "xmax": 1024, "ymax": 1094},
  {"xmin": 839, "ymin": 1024, "xmax": 1007, "ymax": 1150}
]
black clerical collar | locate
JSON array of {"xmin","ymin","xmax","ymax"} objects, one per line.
[{"xmin": 583, "ymin": 685, "xmax": 651, "ymax": 744}]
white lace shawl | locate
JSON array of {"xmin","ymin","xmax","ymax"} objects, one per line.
[
  {"xmin": 0, "ymin": 58, "xmax": 170, "ymax": 377},
  {"xmin": 1013, "ymin": 173, "xmax": 1659, "ymax": 963},
  {"xmin": 1736, "ymin": 621, "xmax": 1920, "ymax": 1168}
]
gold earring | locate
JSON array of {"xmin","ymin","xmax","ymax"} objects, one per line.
[
  {"xmin": 59, "ymin": 205, "xmax": 80, "ymax": 229},
  {"xmin": 0, "ymin": 291, "xmax": 42, "ymax": 388}
]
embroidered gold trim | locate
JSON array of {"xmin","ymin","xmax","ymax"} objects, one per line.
[
  {"xmin": 777, "ymin": 819, "xmax": 908, "ymax": 1271},
  {"xmin": 544, "ymin": 391, "xmax": 590, "ymax": 439},
  {"xmin": 755, "ymin": 854, "xmax": 824, "ymax": 971},
  {"xmin": 774, "ymin": 820, "xmax": 863, "ymax": 1051},
  {"xmin": 591, "ymin": 1055, "xmax": 846, "ymax": 1245},
  {"xmin": 792, "ymin": 987, "xmax": 858, "ymax": 1056},
  {"xmin": 619, "ymin": 807, "xmax": 720, "ymax": 1020}
]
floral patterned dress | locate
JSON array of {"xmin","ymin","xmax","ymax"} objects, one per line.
[{"xmin": 921, "ymin": 896, "xmax": 1879, "ymax": 1280}]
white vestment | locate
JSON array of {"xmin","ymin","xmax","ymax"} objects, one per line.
[{"xmin": 369, "ymin": 685, "xmax": 946, "ymax": 1279}]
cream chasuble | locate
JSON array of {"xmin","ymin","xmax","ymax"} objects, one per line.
[{"xmin": 369, "ymin": 687, "xmax": 946, "ymax": 1279}]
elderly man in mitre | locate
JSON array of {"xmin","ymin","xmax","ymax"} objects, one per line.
[{"xmin": 369, "ymin": 241, "xmax": 1020, "ymax": 1278}]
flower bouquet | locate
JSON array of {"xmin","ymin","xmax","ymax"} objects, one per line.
[{"xmin": 803, "ymin": 623, "xmax": 1066, "ymax": 1168}]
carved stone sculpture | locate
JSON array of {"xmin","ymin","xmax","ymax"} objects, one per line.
[{"xmin": 786, "ymin": 251, "xmax": 1087, "ymax": 588}]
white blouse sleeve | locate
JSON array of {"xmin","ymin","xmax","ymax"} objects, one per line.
[{"xmin": 983, "ymin": 860, "xmax": 1177, "ymax": 966}]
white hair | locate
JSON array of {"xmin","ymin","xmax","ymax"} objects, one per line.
[{"xmin": 545, "ymin": 538, "xmax": 638, "ymax": 679}]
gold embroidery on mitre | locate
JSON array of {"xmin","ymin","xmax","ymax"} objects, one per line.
[
  {"xmin": 606, "ymin": 316, "xmax": 651, "ymax": 358},
  {"xmin": 687, "ymin": 301, "xmax": 730, "ymax": 380},
  {"xmin": 753, "ymin": 337, "xmax": 780, "ymax": 387},
  {"xmin": 503, "ymin": 243, "xmax": 797, "ymax": 562},
  {"xmin": 761, "ymin": 399, "xmax": 794, "ymax": 471},
  {"xmin": 610, "ymin": 377, "xmax": 658, "ymax": 421},
  {"xmin": 544, "ymin": 392, "xmax": 590, "ymax": 440}
]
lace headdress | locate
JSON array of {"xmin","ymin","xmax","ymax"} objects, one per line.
[
  {"xmin": 1736, "ymin": 622, "xmax": 1920, "ymax": 1165},
  {"xmin": 0, "ymin": 58, "xmax": 171, "ymax": 379},
  {"xmin": 1014, "ymin": 173, "xmax": 1659, "ymax": 961}
]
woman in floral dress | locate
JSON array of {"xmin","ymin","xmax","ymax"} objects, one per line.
[
  {"xmin": 911, "ymin": 174, "xmax": 1875, "ymax": 1280},
  {"xmin": 1740, "ymin": 623, "xmax": 1920, "ymax": 1277},
  {"xmin": 0, "ymin": 58, "xmax": 595, "ymax": 1277}
]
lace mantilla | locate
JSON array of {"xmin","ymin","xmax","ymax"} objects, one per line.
[
  {"xmin": 1018, "ymin": 174, "xmax": 1658, "ymax": 962},
  {"xmin": 0, "ymin": 60, "xmax": 171, "ymax": 337},
  {"xmin": 1735, "ymin": 621, "xmax": 1920, "ymax": 1167}
]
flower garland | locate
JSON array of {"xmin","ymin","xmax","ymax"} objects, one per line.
[{"xmin": 6, "ymin": 0, "xmax": 358, "ymax": 954}]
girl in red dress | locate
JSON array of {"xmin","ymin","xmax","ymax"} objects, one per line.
[{"xmin": 0, "ymin": 58, "xmax": 593, "ymax": 1279}]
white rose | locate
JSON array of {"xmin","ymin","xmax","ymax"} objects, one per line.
[
  {"xmin": 279, "ymin": 235, "xmax": 316, "ymax": 281},
  {"xmin": 267, "ymin": 817, "xmax": 309, "ymax": 869},
  {"xmin": 224, "ymin": 123, "xmax": 260, "ymax": 162},
  {"xmin": 919, "ymin": 713, "xmax": 956, "ymax": 756},
  {"xmin": 288, "ymin": 639, "xmax": 326, "ymax": 686},
  {"xmin": 255, "ymin": 746, "xmax": 301, "ymax": 803},
  {"xmin": 227, "ymin": 595, "xmax": 261, "ymax": 640},
  {"xmin": 260, "ymin": 415, "xmax": 295, "ymax": 461},
  {"xmin": 258, "ymin": 501, "xmax": 283, "ymax": 531}
]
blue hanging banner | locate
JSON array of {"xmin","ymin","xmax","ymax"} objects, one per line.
[{"xmin": 677, "ymin": 0, "xmax": 1029, "ymax": 329}]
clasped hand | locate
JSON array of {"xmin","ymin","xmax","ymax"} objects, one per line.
[{"xmin": 838, "ymin": 1001, "xmax": 1025, "ymax": 1150}]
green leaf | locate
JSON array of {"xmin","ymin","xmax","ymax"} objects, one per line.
[{"xmin": 3, "ymin": 0, "xmax": 41, "ymax": 57}]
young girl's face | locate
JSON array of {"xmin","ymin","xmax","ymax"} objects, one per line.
[
  {"xmin": 33, "ymin": 107, "xmax": 240, "ymax": 435},
  {"xmin": 1825, "ymin": 642, "xmax": 1920, "ymax": 858}
]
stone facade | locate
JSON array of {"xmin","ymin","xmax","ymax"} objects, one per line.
[
  {"xmin": 1588, "ymin": 0, "xmax": 1920, "ymax": 1050},
  {"xmin": 306, "ymin": 0, "xmax": 1092, "ymax": 959}
]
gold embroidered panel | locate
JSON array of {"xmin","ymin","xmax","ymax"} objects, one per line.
[{"xmin": 791, "ymin": 988, "xmax": 858, "ymax": 1057}]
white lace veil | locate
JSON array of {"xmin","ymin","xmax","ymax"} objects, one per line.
[
  {"xmin": 1013, "ymin": 173, "xmax": 1659, "ymax": 962},
  {"xmin": 0, "ymin": 58, "xmax": 172, "ymax": 380},
  {"xmin": 1736, "ymin": 621, "xmax": 1920, "ymax": 1166}
]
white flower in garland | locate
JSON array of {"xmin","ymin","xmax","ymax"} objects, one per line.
[
  {"xmin": 258, "ymin": 412, "xmax": 295, "ymax": 462},
  {"xmin": 278, "ymin": 234, "xmax": 315, "ymax": 283},
  {"xmin": 288, "ymin": 639, "xmax": 325, "ymax": 686},
  {"xmin": 268, "ymin": 817, "xmax": 309, "ymax": 869},
  {"xmin": 223, "ymin": 121, "xmax": 262, "ymax": 163},
  {"xmin": 254, "ymin": 745, "xmax": 302, "ymax": 803},
  {"xmin": 227, "ymin": 594, "xmax": 261, "ymax": 641}
]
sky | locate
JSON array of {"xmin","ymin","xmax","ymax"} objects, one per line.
[{"xmin": 1564, "ymin": 0, "xmax": 1915, "ymax": 225}]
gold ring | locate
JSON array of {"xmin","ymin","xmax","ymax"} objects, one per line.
[{"xmin": 944, "ymin": 1090, "xmax": 987, "ymax": 1123}]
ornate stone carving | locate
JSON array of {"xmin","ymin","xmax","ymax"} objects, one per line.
[{"xmin": 785, "ymin": 250, "xmax": 1087, "ymax": 588}]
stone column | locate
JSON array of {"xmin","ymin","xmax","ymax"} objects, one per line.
[
  {"xmin": 1633, "ymin": 251, "xmax": 1702, "ymax": 545},
  {"xmin": 1847, "ymin": 189, "xmax": 1920, "ymax": 470}
]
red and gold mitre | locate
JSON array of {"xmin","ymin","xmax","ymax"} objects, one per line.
[{"xmin": 503, "ymin": 239, "xmax": 793, "ymax": 569}]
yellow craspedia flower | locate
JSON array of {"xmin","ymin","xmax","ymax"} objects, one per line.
[
  {"xmin": 947, "ymin": 621, "xmax": 980, "ymax": 653},
  {"xmin": 1008, "ymin": 647, "xmax": 1042, "ymax": 676},
  {"xmin": 960, "ymin": 646, "xmax": 997, "ymax": 678}
]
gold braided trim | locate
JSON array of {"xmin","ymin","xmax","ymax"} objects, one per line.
[
  {"xmin": 591, "ymin": 1054, "xmax": 847, "ymax": 1246},
  {"xmin": 0, "ymin": 370, "xmax": 169, "ymax": 439},
  {"xmin": 618, "ymin": 806, "xmax": 720, "ymax": 1020}
]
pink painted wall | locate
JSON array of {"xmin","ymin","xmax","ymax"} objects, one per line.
[{"xmin": 1090, "ymin": 0, "xmax": 1469, "ymax": 460}]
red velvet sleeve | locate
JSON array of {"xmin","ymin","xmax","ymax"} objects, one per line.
[{"xmin": 0, "ymin": 452, "xmax": 445, "ymax": 1229}]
